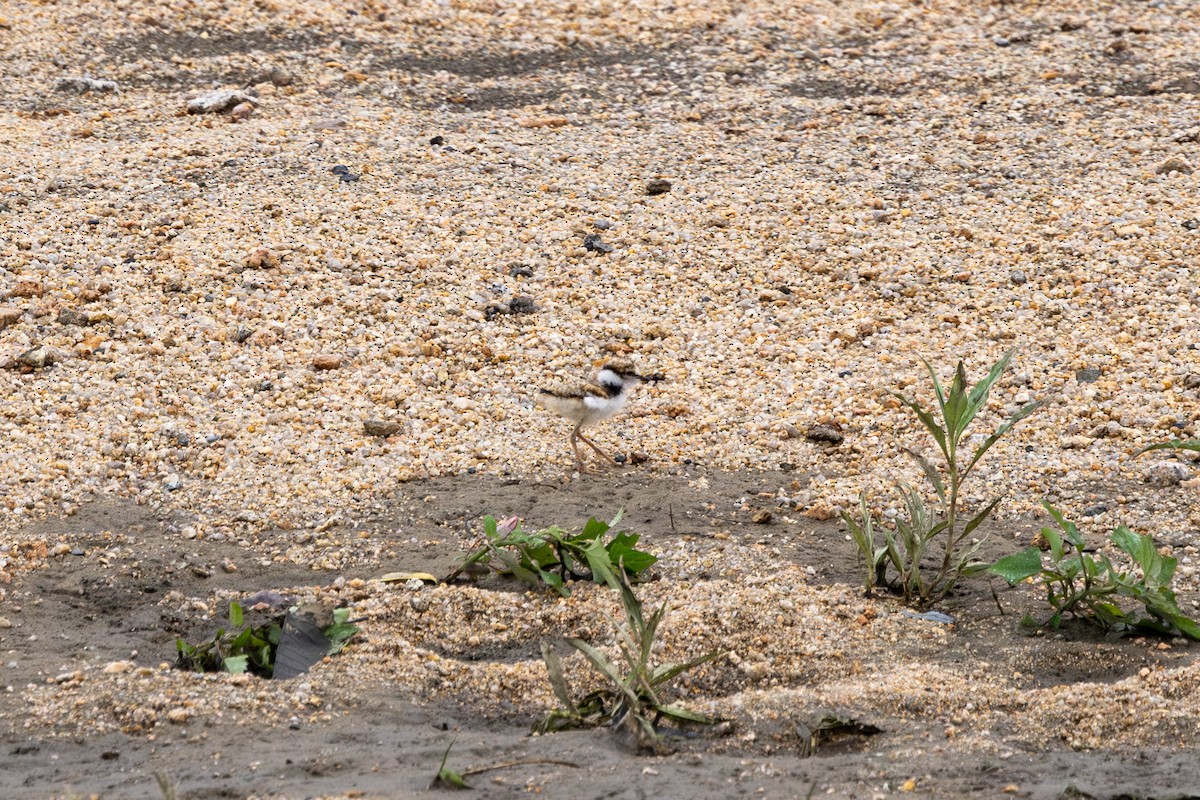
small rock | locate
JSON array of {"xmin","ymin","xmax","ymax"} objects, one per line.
[
  {"xmin": 803, "ymin": 502, "xmax": 837, "ymax": 521},
  {"xmin": 1075, "ymin": 367, "xmax": 1102, "ymax": 383},
  {"xmin": 9, "ymin": 280, "xmax": 43, "ymax": 298},
  {"xmin": 594, "ymin": 218, "xmax": 613, "ymax": 230},
  {"xmin": 583, "ymin": 233, "xmax": 613, "ymax": 253},
  {"xmin": 1145, "ymin": 462, "xmax": 1191, "ymax": 487},
  {"xmin": 1184, "ymin": 374, "xmax": 1200, "ymax": 389},
  {"xmin": 508, "ymin": 264, "xmax": 534, "ymax": 278},
  {"xmin": 429, "ymin": 135, "xmax": 445, "ymax": 146},
  {"xmin": 57, "ymin": 308, "xmax": 92, "ymax": 326},
  {"xmin": 628, "ymin": 451, "xmax": 650, "ymax": 465},
  {"xmin": 102, "ymin": 660, "xmax": 135, "ymax": 674},
  {"xmin": 646, "ymin": 178, "xmax": 672, "ymax": 195},
  {"xmin": 313, "ymin": 354, "xmax": 342, "ymax": 371},
  {"xmin": 805, "ymin": 424, "xmax": 845, "ymax": 445},
  {"xmin": 1082, "ymin": 504, "xmax": 1108, "ymax": 517},
  {"xmin": 221, "ymin": 559, "xmax": 238, "ymax": 573},
  {"xmin": 507, "ymin": 295, "xmax": 538, "ymax": 314},
  {"xmin": 230, "ymin": 101, "xmax": 255, "ymax": 121},
  {"xmin": 1062, "ymin": 435, "xmax": 1094, "ymax": 450},
  {"xmin": 186, "ymin": 89, "xmax": 254, "ymax": 115},
  {"xmin": 1010, "ymin": 269, "xmax": 1027, "ymax": 285},
  {"xmin": 16, "ymin": 346, "xmax": 67, "ymax": 369},
  {"xmin": 163, "ymin": 475, "xmax": 183, "ymax": 491},
  {"xmin": 245, "ymin": 247, "xmax": 280, "ymax": 269},
  {"xmin": 751, "ymin": 509, "xmax": 773, "ymax": 524},
  {"xmin": 993, "ymin": 36, "xmax": 1010, "ymax": 47},
  {"xmin": 166, "ymin": 708, "xmax": 190, "ymax": 723},
  {"xmin": 0, "ymin": 617, "xmax": 11, "ymax": 628},
  {"xmin": 55, "ymin": 76, "xmax": 119, "ymax": 94},
  {"xmin": 1156, "ymin": 156, "xmax": 1193, "ymax": 176},
  {"xmin": 0, "ymin": 306, "xmax": 22, "ymax": 329},
  {"xmin": 52, "ymin": 671, "xmax": 83, "ymax": 685},
  {"xmin": 363, "ymin": 419, "xmax": 403, "ymax": 437}
]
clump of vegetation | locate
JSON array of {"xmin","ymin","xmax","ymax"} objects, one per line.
[
  {"xmin": 447, "ymin": 511, "xmax": 656, "ymax": 596},
  {"xmin": 176, "ymin": 600, "xmax": 360, "ymax": 678},
  {"xmin": 844, "ymin": 350, "xmax": 1047, "ymax": 607},
  {"xmin": 429, "ymin": 740, "xmax": 578, "ymax": 791},
  {"xmin": 990, "ymin": 502, "xmax": 1200, "ymax": 639},
  {"xmin": 536, "ymin": 570, "xmax": 723, "ymax": 752}
]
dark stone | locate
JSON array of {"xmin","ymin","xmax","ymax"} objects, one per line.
[
  {"xmin": 429, "ymin": 135, "xmax": 445, "ymax": 145},
  {"xmin": 331, "ymin": 165, "xmax": 349, "ymax": 175},
  {"xmin": 646, "ymin": 178, "xmax": 672, "ymax": 195},
  {"xmin": 805, "ymin": 424, "xmax": 845, "ymax": 445},
  {"xmin": 1075, "ymin": 367, "xmax": 1102, "ymax": 383},
  {"xmin": 583, "ymin": 233, "xmax": 613, "ymax": 253}
]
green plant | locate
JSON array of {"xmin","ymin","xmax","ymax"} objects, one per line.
[
  {"xmin": 176, "ymin": 601, "xmax": 361, "ymax": 677},
  {"xmin": 844, "ymin": 350, "xmax": 1047, "ymax": 606},
  {"xmin": 1138, "ymin": 439, "xmax": 1200, "ymax": 456},
  {"xmin": 448, "ymin": 511, "xmax": 657, "ymax": 596},
  {"xmin": 990, "ymin": 502, "xmax": 1200, "ymax": 639},
  {"xmin": 536, "ymin": 569, "xmax": 723, "ymax": 751}
]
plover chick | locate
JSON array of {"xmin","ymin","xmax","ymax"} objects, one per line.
[{"xmin": 536, "ymin": 359, "xmax": 657, "ymax": 473}]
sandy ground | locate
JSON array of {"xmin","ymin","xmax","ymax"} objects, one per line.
[{"xmin": 3, "ymin": 0, "xmax": 1200, "ymax": 797}]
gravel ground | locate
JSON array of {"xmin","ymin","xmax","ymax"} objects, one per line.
[{"xmin": 3, "ymin": 0, "xmax": 1200, "ymax": 796}]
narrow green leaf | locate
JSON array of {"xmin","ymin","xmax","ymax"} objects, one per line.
[
  {"xmin": 229, "ymin": 601, "xmax": 244, "ymax": 629},
  {"xmin": 962, "ymin": 496, "xmax": 1002, "ymax": 538},
  {"xmin": 1137, "ymin": 439, "xmax": 1200, "ymax": 455},
  {"xmin": 989, "ymin": 548, "xmax": 1043, "ymax": 584},
  {"xmin": 649, "ymin": 650, "xmax": 723, "ymax": 687},
  {"xmin": 901, "ymin": 447, "xmax": 946, "ymax": 505},
  {"xmin": 656, "ymin": 704, "xmax": 717, "ymax": 725},
  {"xmin": 943, "ymin": 361, "xmax": 970, "ymax": 438},
  {"xmin": 893, "ymin": 391, "xmax": 950, "ymax": 462},
  {"xmin": 964, "ymin": 397, "xmax": 1050, "ymax": 475},
  {"xmin": 541, "ymin": 641, "xmax": 577, "ymax": 712}
]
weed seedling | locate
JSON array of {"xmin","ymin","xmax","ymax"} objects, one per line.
[
  {"xmin": 448, "ymin": 511, "xmax": 657, "ymax": 596},
  {"xmin": 176, "ymin": 601, "xmax": 361, "ymax": 678},
  {"xmin": 844, "ymin": 349, "xmax": 1047, "ymax": 606},
  {"xmin": 537, "ymin": 569, "xmax": 723, "ymax": 751},
  {"xmin": 990, "ymin": 502, "xmax": 1200, "ymax": 639}
]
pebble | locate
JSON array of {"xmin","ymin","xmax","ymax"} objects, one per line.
[
  {"xmin": 186, "ymin": 89, "xmax": 254, "ymax": 114},
  {"xmin": 582, "ymin": 233, "xmax": 614, "ymax": 253},
  {"xmin": 1145, "ymin": 462, "xmax": 1191, "ymax": 487},
  {"xmin": 363, "ymin": 419, "xmax": 403, "ymax": 437},
  {"xmin": 312, "ymin": 354, "xmax": 342, "ymax": 371},
  {"xmin": 54, "ymin": 76, "xmax": 119, "ymax": 94},
  {"xmin": 646, "ymin": 178, "xmax": 672, "ymax": 195}
]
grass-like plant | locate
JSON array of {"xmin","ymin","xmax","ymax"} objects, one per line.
[
  {"xmin": 447, "ymin": 511, "xmax": 656, "ymax": 596},
  {"xmin": 536, "ymin": 570, "xmax": 723, "ymax": 752},
  {"xmin": 991, "ymin": 502, "xmax": 1200, "ymax": 639},
  {"xmin": 844, "ymin": 350, "xmax": 1047, "ymax": 607}
]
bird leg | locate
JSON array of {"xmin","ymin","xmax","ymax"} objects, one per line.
[{"xmin": 573, "ymin": 424, "xmax": 620, "ymax": 468}]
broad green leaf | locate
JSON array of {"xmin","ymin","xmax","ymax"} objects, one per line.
[
  {"xmin": 583, "ymin": 540, "xmax": 620, "ymax": 591},
  {"xmin": 579, "ymin": 516, "xmax": 610, "ymax": 542},
  {"xmin": 483, "ymin": 515, "xmax": 498, "ymax": 538},
  {"xmin": 1041, "ymin": 525, "xmax": 1064, "ymax": 562},
  {"xmin": 223, "ymin": 655, "xmax": 249, "ymax": 673},
  {"xmin": 229, "ymin": 601, "xmax": 244, "ymax": 628},
  {"xmin": 1111, "ymin": 526, "xmax": 1175, "ymax": 586},
  {"xmin": 607, "ymin": 533, "xmax": 657, "ymax": 574},
  {"xmin": 990, "ymin": 548, "xmax": 1044, "ymax": 584}
]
